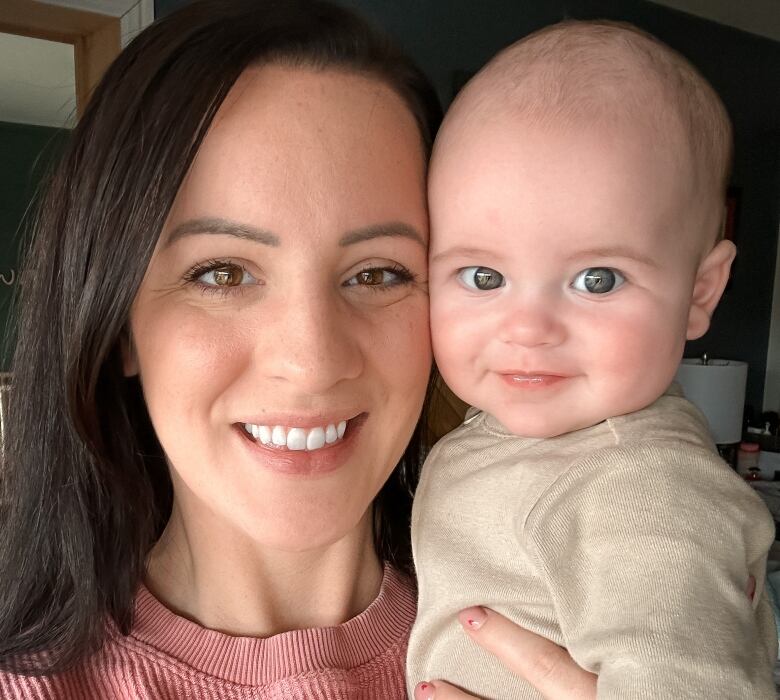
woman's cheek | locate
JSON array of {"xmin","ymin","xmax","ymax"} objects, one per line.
[
  {"xmin": 373, "ymin": 295, "xmax": 432, "ymax": 403},
  {"xmin": 134, "ymin": 302, "xmax": 247, "ymax": 424}
]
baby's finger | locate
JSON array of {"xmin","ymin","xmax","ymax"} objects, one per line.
[
  {"xmin": 414, "ymin": 680, "xmax": 477, "ymax": 699},
  {"xmin": 458, "ymin": 606, "xmax": 597, "ymax": 700}
]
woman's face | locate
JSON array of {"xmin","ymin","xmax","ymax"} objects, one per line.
[{"xmin": 127, "ymin": 65, "xmax": 431, "ymax": 551}]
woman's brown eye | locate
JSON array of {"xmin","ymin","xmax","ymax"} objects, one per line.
[
  {"xmin": 358, "ymin": 269, "xmax": 385, "ymax": 285},
  {"xmin": 212, "ymin": 266, "xmax": 243, "ymax": 286},
  {"xmin": 343, "ymin": 266, "xmax": 413, "ymax": 290},
  {"xmin": 188, "ymin": 261, "xmax": 256, "ymax": 291}
]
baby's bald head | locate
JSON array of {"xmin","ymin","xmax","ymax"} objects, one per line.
[{"xmin": 437, "ymin": 20, "xmax": 732, "ymax": 245}]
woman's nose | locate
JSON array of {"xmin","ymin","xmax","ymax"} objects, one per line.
[
  {"xmin": 258, "ymin": 291, "xmax": 363, "ymax": 393},
  {"xmin": 496, "ymin": 300, "xmax": 566, "ymax": 348}
]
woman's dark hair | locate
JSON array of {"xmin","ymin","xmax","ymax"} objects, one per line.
[{"xmin": 0, "ymin": 0, "xmax": 441, "ymax": 674}]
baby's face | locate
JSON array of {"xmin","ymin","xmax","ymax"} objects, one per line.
[{"xmin": 429, "ymin": 116, "xmax": 707, "ymax": 437}]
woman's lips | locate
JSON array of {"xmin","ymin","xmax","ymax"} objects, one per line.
[{"xmin": 235, "ymin": 413, "xmax": 367, "ymax": 476}]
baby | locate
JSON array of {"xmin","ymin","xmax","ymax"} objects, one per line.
[{"xmin": 408, "ymin": 20, "xmax": 777, "ymax": 700}]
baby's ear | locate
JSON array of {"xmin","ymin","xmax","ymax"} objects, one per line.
[{"xmin": 686, "ymin": 239, "xmax": 736, "ymax": 340}]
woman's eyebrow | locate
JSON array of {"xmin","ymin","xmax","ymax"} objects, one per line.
[
  {"xmin": 339, "ymin": 222, "xmax": 425, "ymax": 248},
  {"xmin": 163, "ymin": 218, "xmax": 424, "ymax": 249},
  {"xmin": 163, "ymin": 217, "xmax": 280, "ymax": 248}
]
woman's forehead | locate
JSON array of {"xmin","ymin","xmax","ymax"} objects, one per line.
[
  {"xmin": 209, "ymin": 64, "xmax": 416, "ymax": 152},
  {"xmin": 164, "ymin": 64, "xmax": 428, "ymax": 243}
]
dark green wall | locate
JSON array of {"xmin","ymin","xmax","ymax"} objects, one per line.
[
  {"xmin": 0, "ymin": 121, "xmax": 68, "ymax": 368},
  {"xmin": 336, "ymin": 0, "xmax": 563, "ymax": 102},
  {"xmin": 155, "ymin": 0, "xmax": 780, "ymax": 411}
]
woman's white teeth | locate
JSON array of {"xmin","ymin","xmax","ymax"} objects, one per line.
[
  {"xmin": 306, "ymin": 427, "xmax": 325, "ymax": 451},
  {"xmin": 286, "ymin": 428, "xmax": 307, "ymax": 451},
  {"xmin": 244, "ymin": 420, "xmax": 349, "ymax": 451},
  {"xmin": 272, "ymin": 426, "xmax": 286, "ymax": 446}
]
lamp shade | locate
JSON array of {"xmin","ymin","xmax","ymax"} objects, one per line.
[{"xmin": 674, "ymin": 358, "xmax": 747, "ymax": 444}]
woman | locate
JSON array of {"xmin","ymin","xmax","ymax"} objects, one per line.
[{"xmin": 0, "ymin": 0, "xmax": 595, "ymax": 697}]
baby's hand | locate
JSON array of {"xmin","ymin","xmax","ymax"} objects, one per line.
[{"xmin": 413, "ymin": 607, "xmax": 596, "ymax": 700}]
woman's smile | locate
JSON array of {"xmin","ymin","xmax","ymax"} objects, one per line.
[
  {"xmin": 235, "ymin": 413, "xmax": 369, "ymax": 476},
  {"xmin": 241, "ymin": 418, "xmax": 350, "ymax": 450}
]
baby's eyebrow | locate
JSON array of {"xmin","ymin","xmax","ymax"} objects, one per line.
[
  {"xmin": 431, "ymin": 245, "xmax": 659, "ymax": 268},
  {"xmin": 430, "ymin": 246, "xmax": 497, "ymax": 264},
  {"xmin": 567, "ymin": 246, "xmax": 658, "ymax": 267}
]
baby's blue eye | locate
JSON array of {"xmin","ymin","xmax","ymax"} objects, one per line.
[
  {"xmin": 458, "ymin": 266, "xmax": 505, "ymax": 291},
  {"xmin": 571, "ymin": 267, "xmax": 625, "ymax": 294}
]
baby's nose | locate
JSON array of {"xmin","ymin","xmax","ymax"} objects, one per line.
[{"xmin": 497, "ymin": 303, "xmax": 566, "ymax": 348}]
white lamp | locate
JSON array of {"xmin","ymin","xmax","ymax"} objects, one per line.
[{"xmin": 674, "ymin": 356, "xmax": 747, "ymax": 444}]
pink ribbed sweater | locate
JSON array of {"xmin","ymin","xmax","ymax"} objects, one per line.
[{"xmin": 0, "ymin": 565, "xmax": 415, "ymax": 699}]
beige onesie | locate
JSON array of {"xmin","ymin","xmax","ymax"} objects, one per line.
[{"xmin": 407, "ymin": 386, "xmax": 777, "ymax": 699}]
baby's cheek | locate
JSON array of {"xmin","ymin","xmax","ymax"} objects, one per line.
[
  {"xmin": 431, "ymin": 323, "xmax": 486, "ymax": 411},
  {"xmin": 431, "ymin": 305, "xmax": 470, "ymax": 368},
  {"xmin": 594, "ymin": 312, "xmax": 684, "ymax": 409}
]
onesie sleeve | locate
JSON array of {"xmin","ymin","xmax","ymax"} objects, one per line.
[{"xmin": 524, "ymin": 441, "xmax": 777, "ymax": 699}]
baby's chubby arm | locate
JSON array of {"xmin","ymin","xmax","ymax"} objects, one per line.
[{"xmin": 524, "ymin": 441, "xmax": 776, "ymax": 699}]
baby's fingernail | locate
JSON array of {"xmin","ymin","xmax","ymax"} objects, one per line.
[
  {"xmin": 459, "ymin": 605, "xmax": 487, "ymax": 630},
  {"xmin": 415, "ymin": 681, "xmax": 436, "ymax": 699}
]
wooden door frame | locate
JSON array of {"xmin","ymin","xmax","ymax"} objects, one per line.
[{"xmin": 0, "ymin": 0, "xmax": 122, "ymax": 117}]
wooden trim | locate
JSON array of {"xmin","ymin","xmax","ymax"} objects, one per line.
[
  {"xmin": 0, "ymin": 0, "xmax": 114, "ymax": 40},
  {"xmin": 73, "ymin": 19, "xmax": 121, "ymax": 114},
  {"xmin": 0, "ymin": 22, "xmax": 73, "ymax": 45},
  {"xmin": 0, "ymin": 0, "xmax": 122, "ymax": 117}
]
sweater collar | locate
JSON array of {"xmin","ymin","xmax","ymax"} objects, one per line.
[{"xmin": 119, "ymin": 564, "xmax": 415, "ymax": 686}]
